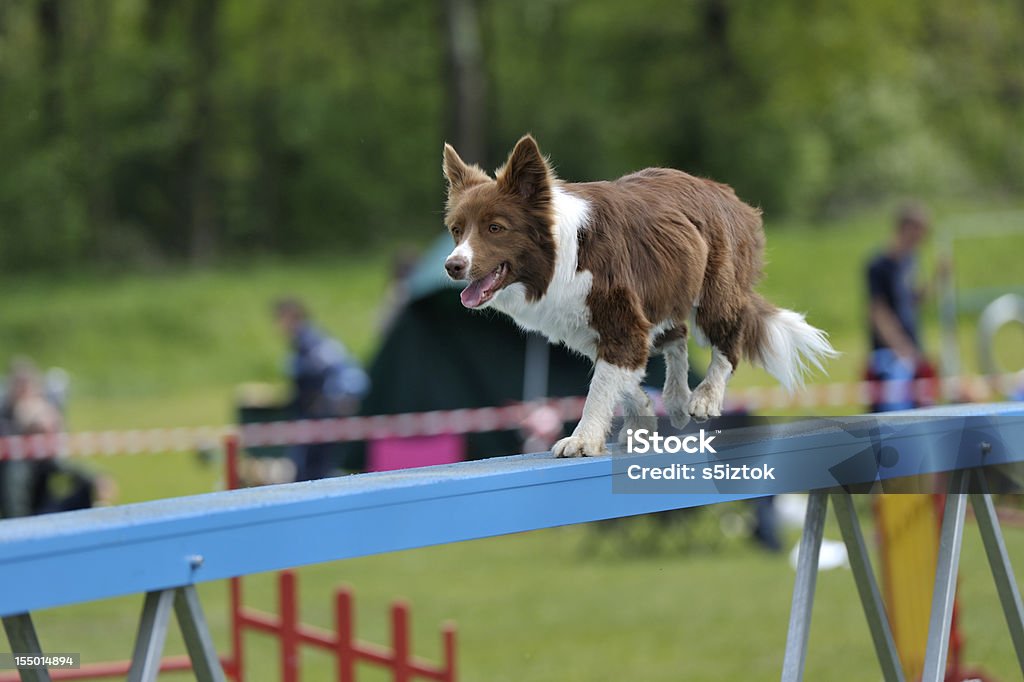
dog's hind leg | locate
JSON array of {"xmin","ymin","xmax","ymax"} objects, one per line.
[
  {"xmin": 657, "ymin": 326, "xmax": 692, "ymax": 428},
  {"xmin": 688, "ymin": 347, "xmax": 733, "ymax": 420},
  {"xmin": 690, "ymin": 306, "xmax": 743, "ymax": 420}
]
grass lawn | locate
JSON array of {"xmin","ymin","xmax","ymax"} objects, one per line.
[{"xmin": 4, "ymin": 201, "xmax": 1024, "ymax": 680}]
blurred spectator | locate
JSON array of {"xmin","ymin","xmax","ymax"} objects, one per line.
[
  {"xmin": 1, "ymin": 358, "xmax": 51, "ymax": 433},
  {"xmin": 0, "ymin": 358, "xmax": 116, "ymax": 517},
  {"xmin": 865, "ymin": 204, "xmax": 941, "ymax": 412},
  {"xmin": 273, "ymin": 298, "xmax": 370, "ymax": 480}
]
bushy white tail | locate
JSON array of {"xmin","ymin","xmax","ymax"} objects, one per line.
[{"xmin": 753, "ymin": 308, "xmax": 838, "ymax": 391}]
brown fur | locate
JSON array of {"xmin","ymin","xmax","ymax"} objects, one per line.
[
  {"xmin": 587, "ymin": 287, "xmax": 651, "ymax": 369},
  {"xmin": 568, "ymin": 166, "xmax": 770, "ymax": 371},
  {"xmin": 444, "ymin": 136, "xmax": 778, "ymax": 373},
  {"xmin": 652, "ymin": 325, "xmax": 688, "ymax": 350}
]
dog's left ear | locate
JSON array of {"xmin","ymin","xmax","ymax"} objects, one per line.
[
  {"xmin": 443, "ymin": 143, "xmax": 490, "ymax": 202},
  {"xmin": 497, "ymin": 134, "xmax": 551, "ymax": 200}
]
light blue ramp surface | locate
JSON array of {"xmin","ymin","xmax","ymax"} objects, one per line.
[{"xmin": 1, "ymin": 402, "xmax": 1022, "ymax": 617}]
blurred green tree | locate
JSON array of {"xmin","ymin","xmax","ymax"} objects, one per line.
[{"xmin": 0, "ymin": 0, "xmax": 1021, "ymax": 272}]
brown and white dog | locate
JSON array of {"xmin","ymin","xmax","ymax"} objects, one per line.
[{"xmin": 442, "ymin": 135, "xmax": 837, "ymax": 457}]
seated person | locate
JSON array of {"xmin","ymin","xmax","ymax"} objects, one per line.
[{"xmin": 0, "ymin": 359, "xmax": 115, "ymax": 517}]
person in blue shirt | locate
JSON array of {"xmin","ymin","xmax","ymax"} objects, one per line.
[
  {"xmin": 865, "ymin": 204, "xmax": 932, "ymax": 412},
  {"xmin": 273, "ymin": 298, "xmax": 369, "ymax": 480}
]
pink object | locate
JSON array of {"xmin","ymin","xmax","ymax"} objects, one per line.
[{"xmin": 367, "ymin": 434, "xmax": 465, "ymax": 472}]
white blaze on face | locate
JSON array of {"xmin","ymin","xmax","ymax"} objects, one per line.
[{"xmin": 448, "ymin": 240, "xmax": 474, "ymax": 273}]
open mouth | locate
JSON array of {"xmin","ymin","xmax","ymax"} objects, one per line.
[{"xmin": 460, "ymin": 262, "xmax": 509, "ymax": 309}]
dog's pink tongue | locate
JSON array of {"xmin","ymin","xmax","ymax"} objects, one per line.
[{"xmin": 460, "ymin": 270, "xmax": 499, "ymax": 308}]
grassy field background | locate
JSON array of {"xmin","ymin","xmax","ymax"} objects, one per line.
[
  {"xmin": 4, "ymin": 202, "xmax": 1024, "ymax": 680},
  {"xmin": 4, "ymin": 202, "xmax": 1023, "ymax": 433}
]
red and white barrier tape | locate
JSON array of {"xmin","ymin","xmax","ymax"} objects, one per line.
[
  {"xmin": 235, "ymin": 396, "xmax": 586, "ymax": 449},
  {"xmin": 0, "ymin": 374, "xmax": 1019, "ymax": 460}
]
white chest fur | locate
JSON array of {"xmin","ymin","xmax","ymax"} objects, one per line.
[{"xmin": 489, "ymin": 187, "xmax": 599, "ymax": 359}]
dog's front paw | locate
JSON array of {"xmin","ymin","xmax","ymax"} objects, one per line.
[
  {"xmin": 687, "ymin": 385, "xmax": 723, "ymax": 421},
  {"xmin": 668, "ymin": 410, "xmax": 692, "ymax": 429},
  {"xmin": 663, "ymin": 388, "xmax": 693, "ymax": 429},
  {"xmin": 553, "ymin": 435, "xmax": 606, "ymax": 458},
  {"xmin": 618, "ymin": 415, "xmax": 658, "ymax": 445}
]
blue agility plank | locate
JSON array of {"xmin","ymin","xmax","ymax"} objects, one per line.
[{"xmin": 0, "ymin": 402, "xmax": 1022, "ymax": 617}]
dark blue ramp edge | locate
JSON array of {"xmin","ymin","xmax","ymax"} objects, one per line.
[{"xmin": 0, "ymin": 402, "xmax": 1021, "ymax": 616}]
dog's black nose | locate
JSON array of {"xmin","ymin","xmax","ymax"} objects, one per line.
[{"xmin": 445, "ymin": 256, "xmax": 468, "ymax": 279}]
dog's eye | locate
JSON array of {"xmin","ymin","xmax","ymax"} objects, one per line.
[
  {"xmin": 488, "ymin": 223, "xmax": 503, "ymax": 234},
  {"xmin": 451, "ymin": 226, "xmax": 462, "ymax": 239}
]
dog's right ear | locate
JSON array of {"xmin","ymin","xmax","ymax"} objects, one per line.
[{"xmin": 443, "ymin": 143, "xmax": 490, "ymax": 201}]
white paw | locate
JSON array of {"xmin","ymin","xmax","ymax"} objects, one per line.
[
  {"xmin": 668, "ymin": 410, "xmax": 692, "ymax": 429},
  {"xmin": 663, "ymin": 387, "xmax": 693, "ymax": 429},
  {"xmin": 553, "ymin": 435, "xmax": 606, "ymax": 458},
  {"xmin": 687, "ymin": 386, "xmax": 723, "ymax": 421},
  {"xmin": 618, "ymin": 415, "xmax": 658, "ymax": 444}
]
